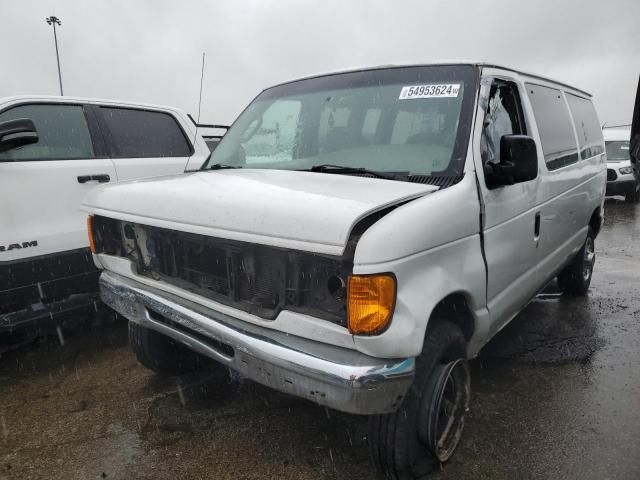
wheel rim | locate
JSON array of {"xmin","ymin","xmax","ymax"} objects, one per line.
[
  {"xmin": 423, "ymin": 359, "xmax": 471, "ymax": 462},
  {"xmin": 583, "ymin": 237, "xmax": 595, "ymax": 282}
]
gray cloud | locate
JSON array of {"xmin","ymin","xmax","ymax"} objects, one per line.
[{"xmin": 1, "ymin": 0, "xmax": 638, "ymax": 127}]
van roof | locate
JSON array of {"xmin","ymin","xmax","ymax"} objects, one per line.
[{"xmin": 266, "ymin": 61, "xmax": 592, "ymax": 98}]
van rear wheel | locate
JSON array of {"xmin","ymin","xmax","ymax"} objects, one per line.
[
  {"xmin": 129, "ymin": 322, "xmax": 205, "ymax": 376},
  {"xmin": 557, "ymin": 227, "xmax": 595, "ymax": 296},
  {"xmin": 368, "ymin": 321, "xmax": 469, "ymax": 479}
]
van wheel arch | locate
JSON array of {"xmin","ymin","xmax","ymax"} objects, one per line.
[
  {"xmin": 426, "ymin": 293, "xmax": 475, "ymax": 344},
  {"xmin": 589, "ymin": 207, "xmax": 602, "ymax": 238}
]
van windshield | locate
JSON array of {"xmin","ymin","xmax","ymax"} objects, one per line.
[
  {"xmin": 205, "ymin": 65, "xmax": 478, "ymax": 179},
  {"xmin": 605, "ymin": 140, "xmax": 630, "ymax": 161}
]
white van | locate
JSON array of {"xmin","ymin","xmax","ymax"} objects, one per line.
[
  {"xmin": 83, "ymin": 63, "xmax": 605, "ymax": 478},
  {"xmin": 603, "ymin": 125, "xmax": 639, "ymax": 202},
  {"xmin": 0, "ymin": 96, "xmax": 209, "ymax": 334}
]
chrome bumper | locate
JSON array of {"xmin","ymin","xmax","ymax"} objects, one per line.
[{"xmin": 99, "ymin": 271, "xmax": 414, "ymax": 415}]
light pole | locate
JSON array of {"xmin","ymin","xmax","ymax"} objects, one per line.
[{"xmin": 45, "ymin": 16, "xmax": 64, "ymax": 96}]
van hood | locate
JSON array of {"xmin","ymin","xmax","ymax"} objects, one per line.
[{"xmin": 83, "ymin": 169, "xmax": 438, "ymax": 255}]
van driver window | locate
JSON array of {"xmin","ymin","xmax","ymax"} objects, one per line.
[{"xmin": 481, "ymin": 81, "xmax": 526, "ymax": 165}]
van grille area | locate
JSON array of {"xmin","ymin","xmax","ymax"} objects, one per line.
[
  {"xmin": 91, "ymin": 216, "xmax": 350, "ymax": 326},
  {"xmin": 607, "ymin": 169, "xmax": 617, "ymax": 182}
]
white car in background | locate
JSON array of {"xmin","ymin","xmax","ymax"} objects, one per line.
[
  {"xmin": 0, "ymin": 96, "xmax": 210, "ymax": 336},
  {"xmin": 604, "ymin": 124, "xmax": 640, "ymax": 202}
]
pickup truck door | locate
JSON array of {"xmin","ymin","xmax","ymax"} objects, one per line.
[
  {"xmin": 93, "ymin": 106, "xmax": 200, "ymax": 181},
  {"xmin": 474, "ymin": 74, "xmax": 542, "ymax": 331},
  {"xmin": 0, "ymin": 102, "xmax": 117, "ymax": 262}
]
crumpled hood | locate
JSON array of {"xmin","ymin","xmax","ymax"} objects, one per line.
[{"xmin": 82, "ymin": 169, "xmax": 438, "ymax": 255}]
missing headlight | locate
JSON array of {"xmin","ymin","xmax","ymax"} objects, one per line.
[{"xmin": 327, "ymin": 275, "xmax": 346, "ymax": 301}]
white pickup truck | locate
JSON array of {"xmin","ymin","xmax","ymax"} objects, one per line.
[
  {"xmin": 0, "ymin": 96, "xmax": 209, "ymax": 336},
  {"xmin": 84, "ymin": 63, "xmax": 606, "ymax": 478}
]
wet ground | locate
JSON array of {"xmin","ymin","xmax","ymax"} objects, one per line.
[{"xmin": 1, "ymin": 198, "xmax": 639, "ymax": 480}]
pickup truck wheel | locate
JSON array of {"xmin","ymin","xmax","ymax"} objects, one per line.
[
  {"xmin": 128, "ymin": 322, "xmax": 204, "ymax": 376},
  {"xmin": 557, "ymin": 227, "xmax": 595, "ymax": 296},
  {"xmin": 368, "ymin": 321, "xmax": 469, "ymax": 479}
]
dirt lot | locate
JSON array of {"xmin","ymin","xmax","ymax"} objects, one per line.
[{"xmin": 1, "ymin": 199, "xmax": 639, "ymax": 480}]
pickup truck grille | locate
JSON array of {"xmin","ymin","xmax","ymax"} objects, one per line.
[
  {"xmin": 92, "ymin": 217, "xmax": 349, "ymax": 325},
  {"xmin": 607, "ymin": 169, "xmax": 617, "ymax": 181}
]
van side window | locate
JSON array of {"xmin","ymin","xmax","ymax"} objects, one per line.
[
  {"xmin": 481, "ymin": 80, "xmax": 527, "ymax": 165},
  {"xmin": 0, "ymin": 104, "xmax": 95, "ymax": 161},
  {"xmin": 526, "ymin": 84, "xmax": 579, "ymax": 170},
  {"xmin": 100, "ymin": 107, "xmax": 192, "ymax": 158},
  {"xmin": 565, "ymin": 94, "xmax": 604, "ymax": 159}
]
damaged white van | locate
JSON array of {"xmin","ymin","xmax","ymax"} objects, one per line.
[{"xmin": 84, "ymin": 63, "xmax": 606, "ymax": 478}]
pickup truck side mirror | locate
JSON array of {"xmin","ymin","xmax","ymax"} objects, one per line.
[
  {"xmin": 484, "ymin": 134, "xmax": 538, "ymax": 188},
  {"xmin": 0, "ymin": 118, "xmax": 39, "ymax": 154}
]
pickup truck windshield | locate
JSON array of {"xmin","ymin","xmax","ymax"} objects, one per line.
[{"xmin": 206, "ymin": 65, "xmax": 478, "ymax": 178}]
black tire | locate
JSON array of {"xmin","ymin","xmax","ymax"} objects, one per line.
[
  {"xmin": 368, "ymin": 321, "xmax": 470, "ymax": 480},
  {"xmin": 557, "ymin": 227, "xmax": 596, "ymax": 296},
  {"xmin": 128, "ymin": 322, "xmax": 205, "ymax": 376},
  {"xmin": 625, "ymin": 181, "xmax": 640, "ymax": 203}
]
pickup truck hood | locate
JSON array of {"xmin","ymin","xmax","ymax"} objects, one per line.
[{"xmin": 83, "ymin": 169, "xmax": 438, "ymax": 255}]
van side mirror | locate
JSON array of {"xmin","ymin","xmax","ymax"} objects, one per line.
[
  {"xmin": 484, "ymin": 134, "xmax": 538, "ymax": 188},
  {"xmin": 0, "ymin": 118, "xmax": 38, "ymax": 154}
]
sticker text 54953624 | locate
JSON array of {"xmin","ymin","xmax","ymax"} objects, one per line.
[{"xmin": 399, "ymin": 84, "xmax": 461, "ymax": 100}]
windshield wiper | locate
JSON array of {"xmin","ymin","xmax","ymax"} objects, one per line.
[
  {"xmin": 206, "ymin": 163, "xmax": 242, "ymax": 171},
  {"xmin": 305, "ymin": 164, "xmax": 406, "ymax": 180}
]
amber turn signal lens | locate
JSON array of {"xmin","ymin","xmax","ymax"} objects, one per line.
[
  {"xmin": 347, "ymin": 274, "xmax": 396, "ymax": 335},
  {"xmin": 87, "ymin": 215, "xmax": 97, "ymax": 254}
]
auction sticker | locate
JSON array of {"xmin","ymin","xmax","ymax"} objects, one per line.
[{"xmin": 399, "ymin": 83, "xmax": 461, "ymax": 99}]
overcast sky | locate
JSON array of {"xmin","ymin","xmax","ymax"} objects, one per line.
[{"xmin": 1, "ymin": 0, "xmax": 638, "ymax": 129}]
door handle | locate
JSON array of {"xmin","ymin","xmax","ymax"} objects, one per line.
[
  {"xmin": 534, "ymin": 212, "xmax": 541, "ymax": 241},
  {"xmin": 77, "ymin": 174, "xmax": 111, "ymax": 184}
]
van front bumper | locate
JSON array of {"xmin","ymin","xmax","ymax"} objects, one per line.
[{"xmin": 99, "ymin": 271, "xmax": 414, "ymax": 415}]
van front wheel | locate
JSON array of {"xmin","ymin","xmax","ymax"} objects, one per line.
[
  {"xmin": 557, "ymin": 227, "xmax": 595, "ymax": 296},
  {"xmin": 129, "ymin": 322, "xmax": 205, "ymax": 376},
  {"xmin": 368, "ymin": 321, "xmax": 470, "ymax": 479}
]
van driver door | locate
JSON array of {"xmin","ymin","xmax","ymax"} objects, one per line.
[{"xmin": 473, "ymin": 72, "xmax": 542, "ymax": 333}]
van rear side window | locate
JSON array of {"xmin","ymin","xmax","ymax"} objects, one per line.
[
  {"xmin": 565, "ymin": 94, "xmax": 604, "ymax": 159},
  {"xmin": 526, "ymin": 84, "xmax": 578, "ymax": 171}
]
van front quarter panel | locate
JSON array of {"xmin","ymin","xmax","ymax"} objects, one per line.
[{"xmin": 352, "ymin": 174, "xmax": 487, "ymax": 358}]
